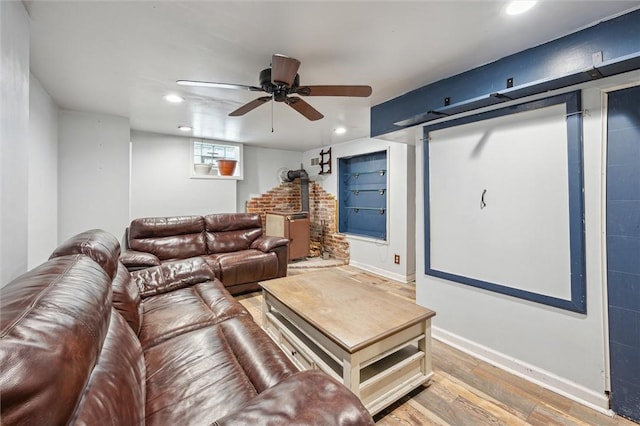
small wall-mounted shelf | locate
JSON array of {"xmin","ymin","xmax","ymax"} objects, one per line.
[
  {"xmin": 347, "ymin": 188, "xmax": 386, "ymax": 195},
  {"xmin": 319, "ymin": 148, "xmax": 332, "ymax": 175},
  {"xmin": 345, "ymin": 206, "xmax": 386, "ymax": 214},
  {"xmin": 344, "ymin": 170, "xmax": 386, "ymax": 179}
]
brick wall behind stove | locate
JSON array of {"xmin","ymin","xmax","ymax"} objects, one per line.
[
  {"xmin": 309, "ymin": 182, "xmax": 349, "ymax": 260},
  {"xmin": 246, "ymin": 180, "xmax": 349, "ymax": 260},
  {"xmin": 246, "ymin": 181, "xmax": 301, "ymax": 228}
]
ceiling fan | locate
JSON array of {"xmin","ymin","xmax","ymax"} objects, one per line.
[{"xmin": 177, "ymin": 54, "xmax": 372, "ymax": 121}]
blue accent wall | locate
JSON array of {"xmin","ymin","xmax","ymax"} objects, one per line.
[
  {"xmin": 371, "ymin": 9, "xmax": 640, "ymax": 137},
  {"xmin": 607, "ymin": 85, "xmax": 640, "ymax": 422}
]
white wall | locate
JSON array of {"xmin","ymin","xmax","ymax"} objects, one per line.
[
  {"xmin": 237, "ymin": 146, "xmax": 303, "ymax": 212},
  {"xmin": 302, "ymin": 138, "xmax": 416, "ymax": 282},
  {"xmin": 28, "ymin": 74, "xmax": 58, "ymax": 268},
  {"xmin": 130, "ymin": 130, "xmax": 236, "ymax": 219},
  {"xmin": 428, "ymin": 104, "xmax": 572, "ymax": 299},
  {"xmin": 415, "ymin": 70, "xmax": 640, "ymax": 411},
  {"xmin": 406, "ymin": 146, "xmax": 416, "ymax": 276},
  {"xmin": 1, "ymin": 1, "xmax": 30, "ymax": 285},
  {"xmin": 58, "ymin": 110, "xmax": 130, "ymax": 242}
]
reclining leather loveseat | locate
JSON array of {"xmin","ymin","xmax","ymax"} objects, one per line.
[
  {"xmin": 0, "ymin": 229, "xmax": 374, "ymax": 425},
  {"xmin": 120, "ymin": 213, "xmax": 289, "ymax": 295}
]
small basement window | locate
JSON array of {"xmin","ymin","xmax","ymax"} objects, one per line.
[{"xmin": 191, "ymin": 140, "xmax": 243, "ymax": 179}]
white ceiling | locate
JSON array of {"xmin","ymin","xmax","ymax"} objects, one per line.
[{"xmin": 25, "ymin": 1, "xmax": 639, "ymax": 152}]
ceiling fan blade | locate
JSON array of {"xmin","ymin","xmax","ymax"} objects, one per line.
[
  {"xmin": 271, "ymin": 54, "xmax": 301, "ymax": 86},
  {"xmin": 229, "ymin": 96, "xmax": 272, "ymax": 116},
  {"xmin": 296, "ymin": 85, "xmax": 372, "ymax": 97},
  {"xmin": 177, "ymin": 80, "xmax": 263, "ymax": 92},
  {"xmin": 284, "ymin": 97, "xmax": 324, "ymax": 121}
]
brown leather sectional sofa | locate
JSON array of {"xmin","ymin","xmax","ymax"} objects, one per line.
[
  {"xmin": 121, "ymin": 213, "xmax": 289, "ymax": 295},
  {"xmin": 0, "ymin": 229, "xmax": 374, "ymax": 425}
]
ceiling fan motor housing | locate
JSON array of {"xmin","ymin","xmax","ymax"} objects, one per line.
[
  {"xmin": 259, "ymin": 68, "xmax": 300, "ymax": 102},
  {"xmin": 178, "ymin": 54, "xmax": 370, "ymax": 120}
]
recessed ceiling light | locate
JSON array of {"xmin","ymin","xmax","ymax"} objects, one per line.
[
  {"xmin": 178, "ymin": 125, "xmax": 192, "ymax": 132},
  {"xmin": 505, "ymin": 0, "xmax": 537, "ymax": 15},
  {"xmin": 334, "ymin": 127, "xmax": 347, "ymax": 135},
  {"xmin": 164, "ymin": 94, "xmax": 184, "ymax": 103}
]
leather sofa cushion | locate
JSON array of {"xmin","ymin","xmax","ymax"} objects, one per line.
[
  {"xmin": 139, "ymin": 280, "xmax": 251, "ymax": 349},
  {"xmin": 250, "ymin": 235, "xmax": 289, "ymax": 252},
  {"xmin": 202, "ymin": 253, "xmax": 223, "ymax": 277},
  {"xmin": 206, "ymin": 227, "xmax": 262, "ymax": 253},
  {"xmin": 112, "ymin": 263, "xmax": 143, "ymax": 335},
  {"xmin": 49, "ymin": 229, "xmax": 120, "ymax": 279},
  {"xmin": 204, "ymin": 213, "xmax": 262, "ymax": 232},
  {"xmin": 129, "ymin": 216, "xmax": 206, "ymax": 260},
  {"xmin": 119, "ymin": 249, "xmax": 161, "ymax": 268},
  {"xmin": 71, "ymin": 310, "xmax": 146, "ymax": 425},
  {"xmin": 130, "ymin": 257, "xmax": 215, "ymax": 298},
  {"xmin": 213, "ymin": 370, "xmax": 375, "ymax": 426},
  {"xmin": 143, "ymin": 315, "xmax": 298, "ymax": 426},
  {"xmin": 129, "ymin": 215, "xmax": 204, "ymax": 238},
  {"xmin": 215, "ymin": 250, "xmax": 279, "ymax": 286},
  {"xmin": 130, "ymin": 234, "xmax": 206, "ymax": 261},
  {"xmin": 218, "ymin": 315, "xmax": 297, "ymax": 393},
  {"xmin": 144, "ymin": 325, "xmax": 259, "ymax": 426},
  {"xmin": 205, "ymin": 213, "xmax": 263, "ymax": 253}
]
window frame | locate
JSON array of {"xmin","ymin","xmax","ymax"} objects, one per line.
[{"xmin": 190, "ymin": 139, "xmax": 243, "ymax": 180}]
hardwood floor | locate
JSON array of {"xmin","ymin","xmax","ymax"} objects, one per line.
[{"xmin": 237, "ymin": 266, "xmax": 637, "ymax": 426}]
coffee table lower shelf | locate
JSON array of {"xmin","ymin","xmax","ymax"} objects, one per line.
[{"xmin": 263, "ymin": 293, "xmax": 433, "ymax": 415}]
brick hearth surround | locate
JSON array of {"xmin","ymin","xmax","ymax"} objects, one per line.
[{"xmin": 246, "ymin": 179, "xmax": 349, "ymax": 261}]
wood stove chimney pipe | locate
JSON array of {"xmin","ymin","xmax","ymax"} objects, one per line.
[{"xmin": 285, "ymin": 168, "xmax": 309, "ymax": 212}]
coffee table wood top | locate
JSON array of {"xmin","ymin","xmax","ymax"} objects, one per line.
[{"xmin": 260, "ymin": 268, "xmax": 435, "ymax": 353}]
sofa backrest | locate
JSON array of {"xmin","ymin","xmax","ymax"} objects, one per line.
[
  {"xmin": 49, "ymin": 229, "xmax": 143, "ymax": 335},
  {"xmin": 205, "ymin": 213, "xmax": 263, "ymax": 253},
  {"xmin": 129, "ymin": 215, "xmax": 206, "ymax": 260},
  {"xmin": 0, "ymin": 254, "xmax": 146, "ymax": 425},
  {"xmin": 50, "ymin": 228, "xmax": 121, "ymax": 279},
  {"xmin": 126, "ymin": 214, "xmax": 266, "ymax": 258}
]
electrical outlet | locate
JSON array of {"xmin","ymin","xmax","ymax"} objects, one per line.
[{"xmin": 394, "ymin": 254, "xmax": 400, "ymax": 264}]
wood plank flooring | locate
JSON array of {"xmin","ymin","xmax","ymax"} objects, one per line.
[{"xmin": 237, "ymin": 265, "xmax": 637, "ymax": 426}]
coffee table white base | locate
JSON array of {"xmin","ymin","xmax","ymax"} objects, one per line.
[{"xmin": 263, "ymin": 291, "xmax": 433, "ymax": 415}]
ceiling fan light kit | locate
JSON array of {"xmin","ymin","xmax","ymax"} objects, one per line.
[
  {"xmin": 271, "ymin": 54, "xmax": 301, "ymax": 86},
  {"xmin": 177, "ymin": 54, "xmax": 372, "ymax": 121}
]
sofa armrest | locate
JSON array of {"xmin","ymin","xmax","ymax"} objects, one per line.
[
  {"xmin": 131, "ymin": 257, "xmax": 217, "ymax": 298},
  {"xmin": 250, "ymin": 235, "xmax": 289, "ymax": 253},
  {"xmin": 212, "ymin": 370, "xmax": 374, "ymax": 426},
  {"xmin": 120, "ymin": 249, "xmax": 160, "ymax": 271}
]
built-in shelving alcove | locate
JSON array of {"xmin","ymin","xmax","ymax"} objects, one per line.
[{"xmin": 338, "ymin": 150, "xmax": 388, "ymax": 240}]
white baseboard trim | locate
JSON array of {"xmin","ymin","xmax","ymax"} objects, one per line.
[
  {"xmin": 432, "ymin": 326, "xmax": 614, "ymax": 416},
  {"xmin": 349, "ymin": 260, "xmax": 415, "ymax": 283}
]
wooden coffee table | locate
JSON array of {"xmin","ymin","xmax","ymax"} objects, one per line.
[{"xmin": 260, "ymin": 268, "xmax": 436, "ymax": 415}]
